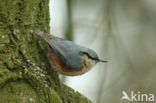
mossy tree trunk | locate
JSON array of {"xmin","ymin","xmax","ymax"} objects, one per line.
[{"xmin": 0, "ymin": 0, "xmax": 92, "ymax": 103}]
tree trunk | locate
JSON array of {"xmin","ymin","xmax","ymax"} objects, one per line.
[{"xmin": 0, "ymin": 0, "xmax": 92, "ymax": 103}]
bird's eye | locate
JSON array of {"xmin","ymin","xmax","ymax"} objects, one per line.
[{"xmin": 80, "ymin": 52, "xmax": 98, "ymax": 60}]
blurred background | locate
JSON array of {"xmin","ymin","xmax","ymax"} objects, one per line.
[{"xmin": 49, "ymin": 0, "xmax": 156, "ymax": 103}]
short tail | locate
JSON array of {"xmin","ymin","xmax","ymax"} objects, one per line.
[
  {"xmin": 35, "ymin": 29, "xmax": 53, "ymax": 44},
  {"xmin": 36, "ymin": 29, "xmax": 43, "ymax": 35}
]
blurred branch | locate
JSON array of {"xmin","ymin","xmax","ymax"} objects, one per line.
[
  {"xmin": 65, "ymin": 0, "xmax": 73, "ymax": 41},
  {"xmin": 96, "ymin": 0, "xmax": 112, "ymax": 103},
  {"xmin": 61, "ymin": 0, "xmax": 73, "ymax": 83}
]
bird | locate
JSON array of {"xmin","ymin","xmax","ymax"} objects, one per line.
[{"xmin": 36, "ymin": 29, "xmax": 107, "ymax": 76}]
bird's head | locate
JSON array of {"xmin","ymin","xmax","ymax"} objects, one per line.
[{"xmin": 80, "ymin": 47, "xmax": 107, "ymax": 70}]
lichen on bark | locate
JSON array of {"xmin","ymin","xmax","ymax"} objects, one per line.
[{"xmin": 0, "ymin": 0, "xmax": 92, "ymax": 103}]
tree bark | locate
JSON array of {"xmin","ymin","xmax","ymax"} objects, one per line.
[{"xmin": 0, "ymin": 0, "xmax": 92, "ymax": 103}]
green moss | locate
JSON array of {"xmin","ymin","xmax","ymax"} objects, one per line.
[
  {"xmin": 57, "ymin": 84, "xmax": 92, "ymax": 103},
  {"xmin": 0, "ymin": 0, "xmax": 92, "ymax": 102},
  {"xmin": 51, "ymin": 90, "xmax": 63, "ymax": 103},
  {"xmin": 0, "ymin": 44, "xmax": 6, "ymax": 53},
  {"xmin": 0, "ymin": 80, "xmax": 39, "ymax": 103},
  {"xmin": 0, "ymin": 34, "xmax": 10, "ymax": 44}
]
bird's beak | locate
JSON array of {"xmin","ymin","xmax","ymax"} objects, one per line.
[{"xmin": 98, "ymin": 59, "xmax": 107, "ymax": 63}]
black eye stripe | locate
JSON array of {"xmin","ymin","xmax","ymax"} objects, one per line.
[{"xmin": 81, "ymin": 52, "xmax": 98, "ymax": 60}]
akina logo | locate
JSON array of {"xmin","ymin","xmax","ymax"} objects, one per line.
[{"xmin": 121, "ymin": 91, "xmax": 154, "ymax": 102}]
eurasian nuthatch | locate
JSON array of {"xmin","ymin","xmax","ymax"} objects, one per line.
[{"xmin": 36, "ymin": 29, "xmax": 107, "ymax": 76}]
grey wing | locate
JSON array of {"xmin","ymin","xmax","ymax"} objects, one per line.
[{"xmin": 49, "ymin": 37, "xmax": 82, "ymax": 71}]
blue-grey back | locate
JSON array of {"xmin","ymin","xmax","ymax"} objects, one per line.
[{"xmin": 49, "ymin": 37, "xmax": 83, "ymax": 71}]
